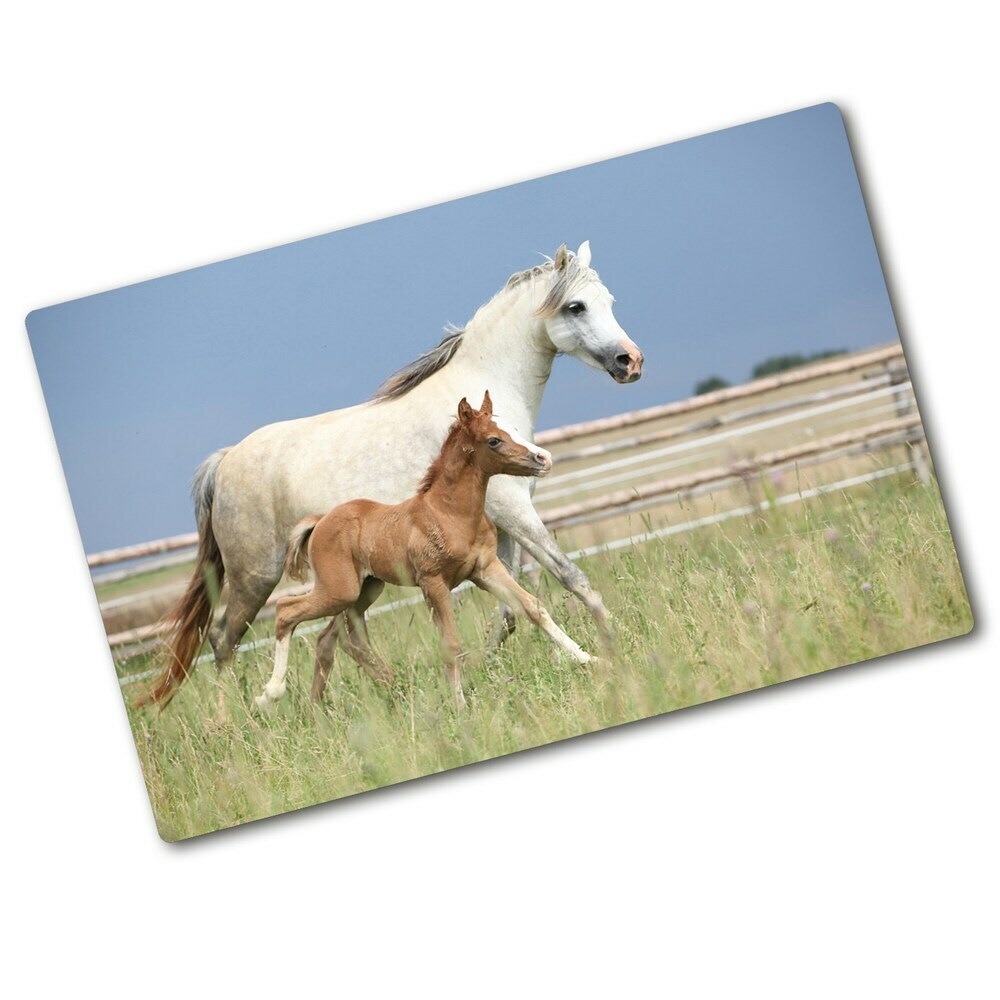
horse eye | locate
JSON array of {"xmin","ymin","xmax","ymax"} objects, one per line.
[
  {"xmin": 487, "ymin": 437, "xmax": 502, "ymax": 448},
  {"xmin": 566, "ymin": 301, "xmax": 586, "ymax": 315}
]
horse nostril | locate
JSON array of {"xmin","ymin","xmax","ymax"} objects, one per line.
[{"xmin": 615, "ymin": 352, "xmax": 631, "ymax": 367}]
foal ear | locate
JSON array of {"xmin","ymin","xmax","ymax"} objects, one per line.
[
  {"xmin": 554, "ymin": 243, "xmax": 569, "ymax": 271},
  {"xmin": 481, "ymin": 390, "xmax": 493, "ymax": 417},
  {"xmin": 576, "ymin": 240, "xmax": 591, "ymax": 268},
  {"xmin": 457, "ymin": 396, "xmax": 474, "ymax": 422}
]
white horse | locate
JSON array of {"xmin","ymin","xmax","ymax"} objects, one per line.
[{"xmin": 136, "ymin": 241, "xmax": 644, "ymax": 710}]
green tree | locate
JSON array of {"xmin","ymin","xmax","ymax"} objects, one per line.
[
  {"xmin": 694, "ymin": 375, "xmax": 731, "ymax": 395},
  {"xmin": 751, "ymin": 348, "xmax": 846, "ymax": 379}
]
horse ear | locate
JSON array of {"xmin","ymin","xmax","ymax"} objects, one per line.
[
  {"xmin": 458, "ymin": 397, "xmax": 473, "ymax": 422},
  {"xmin": 576, "ymin": 240, "xmax": 591, "ymax": 268},
  {"xmin": 554, "ymin": 243, "xmax": 569, "ymax": 271},
  {"xmin": 481, "ymin": 390, "xmax": 493, "ymax": 417}
]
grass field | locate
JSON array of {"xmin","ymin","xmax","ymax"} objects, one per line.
[{"xmin": 126, "ymin": 469, "xmax": 971, "ymax": 842}]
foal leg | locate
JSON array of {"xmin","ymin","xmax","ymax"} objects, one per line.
[
  {"xmin": 488, "ymin": 481, "xmax": 614, "ymax": 649},
  {"xmin": 255, "ymin": 591, "xmax": 342, "ymax": 709},
  {"xmin": 473, "ymin": 558, "xmax": 591, "ymax": 665},
  {"xmin": 420, "ymin": 578, "xmax": 467, "ymax": 708},
  {"xmin": 310, "ymin": 579, "xmax": 391, "ymax": 701},
  {"xmin": 342, "ymin": 579, "xmax": 394, "ymax": 689},
  {"xmin": 499, "ymin": 508, "xmax": 614, "ymax": 650},
  {"xmin": 310, "ymin": 616, "xmax": 343, "ymax": 703}
]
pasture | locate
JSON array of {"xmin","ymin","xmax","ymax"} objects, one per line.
[{"xmin": 127, "ymin": 468, "xmax": 970, "ymax": 841}]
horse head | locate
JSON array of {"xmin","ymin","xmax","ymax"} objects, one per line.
[{"xmin": 536, "ymin": 241, "xmax": 644, "ymax": 383}]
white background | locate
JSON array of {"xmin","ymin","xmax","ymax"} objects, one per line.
[{"xmin": 2, "ymin": 3, "xmax": 996, "ymax": 997}]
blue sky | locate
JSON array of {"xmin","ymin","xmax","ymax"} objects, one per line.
[{"xmin": 28, "ymin": 103, "xmax": 900, "ymax": 553}]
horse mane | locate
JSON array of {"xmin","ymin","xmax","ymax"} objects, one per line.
[
  {"xmin": 505, "ymin": 250, "xmax": 595, "ymax": 317},
  {"xmin": 373, "ymin": 325, "xmax": 466, "ymax": 402},
  {"xmin": 372, "ymin": 249, "xmax": 594, "ymax": 403}
]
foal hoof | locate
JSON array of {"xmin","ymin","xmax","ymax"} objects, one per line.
[{"xmin": 205, "ymin": 714, "xmax": 230, "ymax": 733}]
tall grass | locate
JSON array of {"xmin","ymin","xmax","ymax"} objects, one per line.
[{"xmin": 127, "ymin": 474, "xmax": 971, "ymax": 841}]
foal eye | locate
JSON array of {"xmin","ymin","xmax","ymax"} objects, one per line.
[
  {"xmin": 565, "ymin": 301, "xmax": 586, "ymax": 315},
  {"xmin": 487, "ymin": 437, "xmax": 502, "ymax": 448}
]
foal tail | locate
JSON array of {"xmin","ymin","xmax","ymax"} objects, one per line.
[
  {"xmin": 134, "ymin": 450, "xmax": 229, "ymax": 710},
  {"xmin": 283, "ymin": 515, "xmax": 322, "ymax": 582}
]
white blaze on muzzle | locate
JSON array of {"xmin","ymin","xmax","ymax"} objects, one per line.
[{"xmin": 494, "ymin": 417, "xmax": 552, "ymax": 472}]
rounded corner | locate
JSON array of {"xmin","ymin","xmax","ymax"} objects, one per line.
[{"xmin": 819, "ymin": 100, "xmax": 847, "ymax": 126}]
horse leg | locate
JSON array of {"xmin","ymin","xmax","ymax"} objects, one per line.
[
  {"xmin": 491, "ymin": 498, "xmax": 614, "ymax": 650},
  {"xmin": 485, "ymin": 529, "xmax": 519, "ymax": 649},
  {"xmin": 255, "ymin": 590, "xmax": 343, "ymax": 709},
  {"xmin": 473, "ymin": 558, "xmax": 591, "ymax": 665},
  {"xmin": 208, "ymin": 573, "xmax": 277, "ymax": 722},
  {"xmin": 420, "ymin": 578, "xmax": 466, "ymax": 708}
]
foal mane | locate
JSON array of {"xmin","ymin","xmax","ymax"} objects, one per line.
[
  {"xmin": 372, "ymin": 249, "xmax": 594, "ymax": 403},
  {"xmin": 416, "ymin": 419, "xmax": 467, "ymax": 494}
]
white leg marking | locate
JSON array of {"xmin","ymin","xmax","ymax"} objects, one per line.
[
  {"xmin": 536, "ymin": 606, "xmax": 592, "ymax": 664},
  {"xmin": 255, "ymin": 633, "xmax": 291, "ymax": 708},
  {"xmin": 474, "ymin": 558, "xmax": 592, "ymax": 666}
]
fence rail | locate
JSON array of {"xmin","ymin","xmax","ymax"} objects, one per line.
[
  {"xmin": 541, "ymin": 416, "xmax": 922, "ymax": 530},
  {"xmin": 87, "ymin": 532, "xmax": 199, "ymax": 569},
  {"xmin": 534, "ymin": 343, "xmax": 903, "ymax": 445}
]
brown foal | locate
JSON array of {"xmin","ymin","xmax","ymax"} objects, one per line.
[{"xmin": 255, "ymin": 391, "xmax": 591, "ymax": 710}]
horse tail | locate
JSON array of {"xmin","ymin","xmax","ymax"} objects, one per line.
[
  {"xmin": 284, "ymin": 515, "xmax": 322, "ymax": 582},
  {"xmin": 135, "ymin": 450, "xmax": 229, "ymax": 710}
]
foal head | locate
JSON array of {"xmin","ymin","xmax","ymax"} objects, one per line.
[{"xmin": 458, "ymin": 391, "xmax": 552, "ymax": 478}]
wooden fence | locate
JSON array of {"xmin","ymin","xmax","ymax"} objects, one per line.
[{"xmin": 94, "ymin": 342, "xmax": 927, "ymax": 654}]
